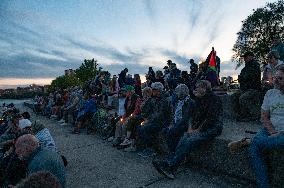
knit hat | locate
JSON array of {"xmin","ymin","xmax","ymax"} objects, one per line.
[
  {"xmin": 124, "ymin": 85, "xmax": 135, "ymax": 92},
  {"xmin": 19, "ymin": 119, "xmax": 32, "ymax": 129}
]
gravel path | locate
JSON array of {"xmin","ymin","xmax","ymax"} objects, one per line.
[{"xmin": 20, "ymin": 103, "xmax": 253, "ymax": 188}]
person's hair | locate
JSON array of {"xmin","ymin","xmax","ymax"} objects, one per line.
[
  {"xmin": 21, "ymin": 112, "xmax": 31, "ymax": 119},
  {"xmin": 196, "ymin": 80, "xmax": 212, "ymax": 92},
  {"xmin": 15, "ymin": 171, "xmax": 62, "ymax": 188},
  {"xmin": 175, "ymin": 84, "xmax": 189, "ymax": 97},
  {"xmin": 151, "ymin": 82, "xmax": 164, "ymax": 92},
  {"xmin": 15, "ymin": 134, "xmax": 39, "ymax": 154},
  {"xmin": 142, "ymin": 87, "xmax": 152, "ymax": 98},
  {"xmin": 134, "ymin": 74, "xmax": 140, "ymax": 81}
]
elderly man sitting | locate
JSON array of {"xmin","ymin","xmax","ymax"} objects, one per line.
[
  {"xmin": 137, "ymin": 82, "xmax": 173, "ymax": 157},
  {"xmin": 15, "ymin": 134, "xmax": 65, "ymax": 187},
  {"xmin": 164, "ymin": 84, "xmax": 194, "ymax": 154},
  {"xmin": 153, "ymin": 80, "xmax": 223, "ymax": 179}
]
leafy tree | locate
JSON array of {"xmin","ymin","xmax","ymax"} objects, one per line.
[
  {"xmin": 49, "ymin": 74, "xmax": 81, "ymax": 91},
  {"xmin": 232, "ymin": 0, "xmax": 284, "ymax": 67},
  {"xmin": 75, "ymin": 58, "xmax": 98, "ymax": 83}
]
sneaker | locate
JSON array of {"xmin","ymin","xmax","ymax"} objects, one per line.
[
  {"xmin": 117, "ymin": 144, "xmax": 129, "ymax": 150},
  {"xmin": 120, "ymin": 138, "xmax": 132, "ymax": 146},
  {"xmin": 152, "ymin": 159, "xmax": 168, "ymax": 175},
  {"xmin": 112, "ymin": 137, "xmax": 122, "ymax": 147},
  {"xmin": 153, "ymin": 162, "xmax": 175, "ymax": 180},
  {"xmin": 58, "ymin": 119, "xmax": 65, "ymax": 123},
  {"xmin": 71, "ymin": 129, "xmax": 80, "ymax": 134},
  {"xmin": 228, "ymin": 137, "xmax": 251, "ymax": 154},
  {"xmin": 107, "ymin": 136, "xmax": 114, "ymax": 142},
  {"xmin": 137, "ymin": 148, "xmax": 156, "ymax": 158},
  {"xmin": 124, "ymin": 145, "xmax": 136, "ymax": 152}
]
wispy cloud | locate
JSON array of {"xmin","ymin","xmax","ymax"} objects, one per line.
[
  {"xmin": 143, "ymin": 0, "xmax": 156, "ymax": 24},
  {"xmin": 0, "ymin": 0, "xmax": 270, "ymax": 88}
]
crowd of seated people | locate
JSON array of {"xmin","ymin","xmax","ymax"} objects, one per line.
[
  {"xmin": 9, "ymin": 45, "xmax": 284, "ymax": 187},
  {"xmin": 0, "ymin": 105, "xmax": 66, "ymax": 187}
]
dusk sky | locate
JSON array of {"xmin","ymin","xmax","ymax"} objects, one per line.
[{"xmin": 0, "ymin": 0, "xmax": 277, "ymax": 88}]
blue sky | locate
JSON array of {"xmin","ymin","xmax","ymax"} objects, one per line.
[{"xmin": 0, "ymin": 0, "xmax": 276, "ymax": 88}]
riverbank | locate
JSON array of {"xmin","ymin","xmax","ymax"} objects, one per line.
[{"xmin": 19, "ymin": 102, "xmax": 250, "ymax": 188}]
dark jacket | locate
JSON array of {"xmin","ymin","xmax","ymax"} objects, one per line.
[
  {"xmin": 191, "ymin": 92, "xmax": 223, "ymax": 132},
  {"xmin": 124, "ymin": 93, "xmax": 139, "ymax": 118},
  {"xmin": 27, "ymin": 148, "xmax": 66, "ymax": 187},
  {"xmin": 141, "ymin": 92, "xmax": 172, "ymax": 127},
  {"xmin": 239, "ymin": 60, "xmax": 261, "ymax": 92}
]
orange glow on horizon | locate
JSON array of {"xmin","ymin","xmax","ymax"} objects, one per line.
[{"xmin": 0, "ymin": 78, "xmax": 54, "ymax": 89}]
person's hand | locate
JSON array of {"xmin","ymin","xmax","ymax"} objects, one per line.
[
  {"xmin": 188, "ymin": 127, "xmax": 197, "ymax": 133},
  {"xmin": 270, "ymin": 131, "xmax": 279, "ymax": 137}
]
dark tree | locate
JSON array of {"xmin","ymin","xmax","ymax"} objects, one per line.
[
  {"xmin": 75, "ymin": 58, "xmax": 98, "ymax": 83},
  {"xmin": 232, "ymin": 0, "xmax": 284, "ymax": 67}
]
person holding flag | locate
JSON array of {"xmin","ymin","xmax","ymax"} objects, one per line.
[{"xmin": 205, "ymin": 47, "xmax": 221, "ymax": 87}]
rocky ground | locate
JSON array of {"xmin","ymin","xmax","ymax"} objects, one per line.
[{"xmin": 20, "ymin": 103, "xmax": 254, "ymax": 188}]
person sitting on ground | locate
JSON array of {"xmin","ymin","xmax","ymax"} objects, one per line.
[
  {"xmin": 163, "ymin": 84, "xmax": 194, "ymax": 155},
  {"xmin": 262, "ymin": 51, "xmax": 284, "ymax": 91},
  {"xmin": 14, "ymin": 171, "xmax": 62, "ymax": 188},
  {"xmin": 60, "ymin": 91, "xmax": 80, "ymax": 126},
  {"xmin": 153, "ymin": 80, "xmax": 223, "ymax": 179},
  {"xmin": 248, "ymin": 67, "xmax": 284, "ymax": 188},
  {"xmin": 31, "ymin": 122, "xmax": 57, "ymax": 152},
  {"xmin": 232, "ymin": 51, "xmax": 262, "ymax": 122},
  {"xmin": 119, "ymin": 87, "xmax": 152, "ymax": 150},
  {"xmin": 108, "ymin": 75, "xmax": 119, "ymax": 109},
  {"xmin": 72, "ymin": 93, "xmax": 97, "ymax": 134},
  {"xmin": 14, "ymin": 134, "xmax": 65, "ymax": 187},
  {"xmin": 137, "ymin": 82, "xmax": 173, "ymax": 157},
  {"xmin": 112, "ymin": 86, "xmax": 139, "ymax": 147}
]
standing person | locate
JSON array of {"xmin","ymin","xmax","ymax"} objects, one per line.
[
  {"xmin": 249, "ymin": 67, "xmax": 284, "ymax": 188},
  {"xmin": 134, "ymin": 74, "xmax": 142, "ymax": 97},
  {"xmin": 232, "ymin": 51, "xmax": 262, "ymax": 121},
  {"xmin": 262, "ymin": 51, "xmax": 284, "ymax": 90},
  {"xmin": 271, "ymin": 36, "xmax": 284, "ymax": 61},
  {"xmin": 153, "ymin": 80, "xmax": 223, "ymax": 179},
  {"xmin": 118, "ymin": 68, "xmax": 128, "ymax": 88},
  {"xmin": 148, "ymin": 67, "xmax": 156, "ymax": 83},
  {"xmin": 189, "ymin": 59, "xmax": 198, "ymax": 79},
  {"xmin": 205, "ymin": 47, "xmax": 221, "ymax": 87}
]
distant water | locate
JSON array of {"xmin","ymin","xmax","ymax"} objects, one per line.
[{"xmin": 0, "ymin": 99, "xmax": 31, "ymax": 106}]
